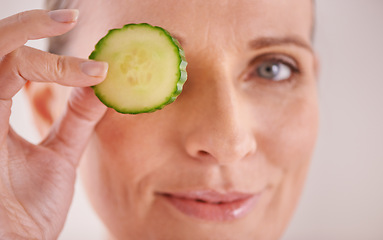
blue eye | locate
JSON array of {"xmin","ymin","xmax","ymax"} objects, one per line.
[{"xmin": 257, "ymin": 61, "xmax": 292, "ymax": 81}]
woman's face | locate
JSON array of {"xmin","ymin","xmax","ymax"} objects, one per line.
[{"xmin": 66, "ymin": 0, "xmax": 318, "ymax": 239}]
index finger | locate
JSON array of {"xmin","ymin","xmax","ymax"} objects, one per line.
[{"xmin": 0, "ymin": 9, "xmax": 78, "ymax": 56}]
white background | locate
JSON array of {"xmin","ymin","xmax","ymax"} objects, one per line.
[{"xmin": 1, "ymin": 1, "xmax": 383, "ymax": 239}]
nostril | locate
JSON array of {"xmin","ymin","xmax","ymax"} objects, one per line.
[{"xmin": 197, "ymin": 150, "xmax": 210, "ymax": 157}]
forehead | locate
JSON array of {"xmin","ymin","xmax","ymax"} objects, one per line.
[
  {"xmin": 101, "ymin": 0, "xmax": 312, "ymax": 39},
  {"xmin": 70, "ymin": 0, "xmax": 313, "ymax": 56}
]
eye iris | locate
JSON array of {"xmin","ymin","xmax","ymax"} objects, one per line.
[
  {"xmin": 258, "ymin": 62, "xmax": 280, "ymax": 79},
  {"xmin": 256, "ymin": 61, "xmax": 292, "ymax": 81}
]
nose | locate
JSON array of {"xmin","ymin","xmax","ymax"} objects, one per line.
[{"xmin": 180, "ymin": 60, "xmax": 257, "ymax": 165}]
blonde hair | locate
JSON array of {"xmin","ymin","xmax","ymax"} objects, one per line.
[
  {"xmin": 46, "ymin": 0, "xmax": 68, "ymax": 11},
  {"xmin": 46, "ymin": 0, "xmax": 72, "ymax": 54}
]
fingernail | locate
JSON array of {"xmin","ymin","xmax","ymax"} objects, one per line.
[
  {"xmin": 48, "ymin": 9, "xmax": 79, "ymax": 23},
  {"xmin": 81, "ymin": 61, "xmax": 108, "ymax": 77}
]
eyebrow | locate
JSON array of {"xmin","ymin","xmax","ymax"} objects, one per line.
[{"xmin": 249, "ymin": 36, "xmax": 314, "ymax": 54}]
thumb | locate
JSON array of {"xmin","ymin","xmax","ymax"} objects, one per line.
[{"xmin": 41, "ymin": 87, "xmax": 107, "ymax": 167}]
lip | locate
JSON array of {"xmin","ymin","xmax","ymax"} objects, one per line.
[{"xmin": 157, "ymin": 190, "xmax": 261, "ymax": 221}]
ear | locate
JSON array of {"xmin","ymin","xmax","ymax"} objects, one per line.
[{"xmin": 24, "ymin": 82, "xmax": 70, "ymax": 138}]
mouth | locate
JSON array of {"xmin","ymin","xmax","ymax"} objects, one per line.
[{"xmin": 156, "ymin": 190, "xmax": 261, "ymax": 221}]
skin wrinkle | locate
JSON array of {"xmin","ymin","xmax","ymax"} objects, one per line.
[
  {"xmin": 1, "ymin": 160, "xmax": 37, "ymax": 238},
  {"xmin": 5, "ymin": 133, "xmax": 42, "ymax": 238}
]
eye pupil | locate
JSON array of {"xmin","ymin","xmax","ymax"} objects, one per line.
[
  {"xmin": 266, "ymin": 64, "xmax": 279, "ymax": 74},
  {"xmin": 258, "ymin": 62, "xmax": 280, "ymax": 79}
]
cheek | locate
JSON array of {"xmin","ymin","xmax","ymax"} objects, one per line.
[
  {"xmin": 248, "ymin": 87, "xmax": 318, "ymax": 239},
  {"xmin": 94, "ymin": 109, "xmax": 170, "ymax": 176},
  {"xmin": 256, "ymin": 90, "xmax": 319, "ymax": 171},
  {"xmin": 80, "ymin": 109, "xmax": 173, "ymax": 236},
  {"xmin": 283, "ymin": 98, "xmax": 318, "ymax": 169},
  {"xmin": 91, "ymin": 110, "xmax": 172, "ymax": 202}
]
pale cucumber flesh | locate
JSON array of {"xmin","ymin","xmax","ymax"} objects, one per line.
[{"xmin": 90, "ymin": 23, "xmax": 187, "ymax": 114}]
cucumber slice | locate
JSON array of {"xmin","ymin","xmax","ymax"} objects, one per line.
[{"xmin": 89, "ymin": 23, "xmax": 187, "ymax": 114}]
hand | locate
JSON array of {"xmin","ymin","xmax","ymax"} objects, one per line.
[{"xmin": 0, "ymin": 9, "xmax": 108, "ymax": 240}]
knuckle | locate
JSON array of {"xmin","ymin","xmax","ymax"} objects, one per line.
[
  {"xmin": 68, "ymin": 100, "xmax": 93, "ymax": 122},
  {"xmin": 5, "ymin": 48, "xmax": 21, "ymax": 62},
  {"xmin": 0, "ymin": 49, "xmax": 25, "ymax": 100},
  {"xmin": 0, "ymin": 48, "xmax": 22, "ymax": 77},
  {"xmin": 53, "ymin": 55, "xmax": 67, "ymax": 80},
  {"xmin": 16, "ymin": 11, "xmax": 29, "ymax": 25}
]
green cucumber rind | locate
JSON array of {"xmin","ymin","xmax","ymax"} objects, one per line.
[{"xmin": 89, "ymin": 23, "xmax": 188, "ymax": 114}]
